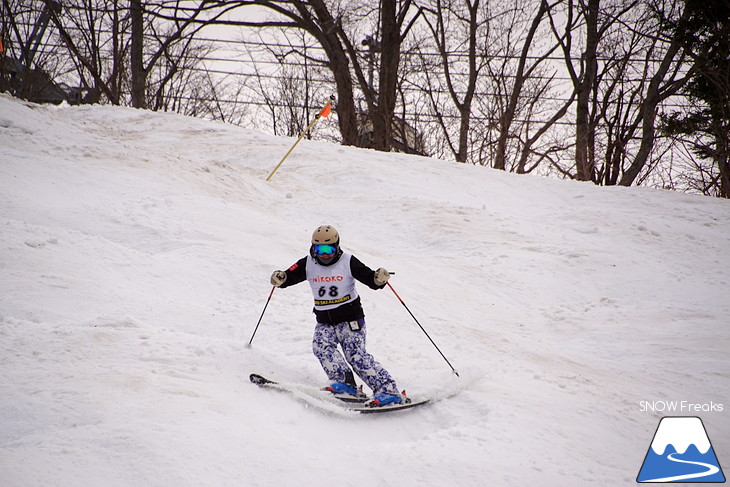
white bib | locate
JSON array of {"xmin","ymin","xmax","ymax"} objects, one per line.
[{"xmin": 306, "ymin": 253, "xmax": 359, "ymax": 311}]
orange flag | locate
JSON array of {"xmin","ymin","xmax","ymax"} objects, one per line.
[
  {"xmin": 266, "ymin": 97, "xmax": 334, "ymax": 181},
  {"xmin": 319, "ymin": 101, "xmax": 331, "ymax": 118}
]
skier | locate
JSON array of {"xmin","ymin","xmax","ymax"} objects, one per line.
[{"xmin": 270, "ymin": 225, "xmax": 402, "ymax": 406}]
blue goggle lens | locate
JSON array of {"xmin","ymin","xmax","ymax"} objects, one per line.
[{"xmin": 314, "ymin": 244, "xmax": 337, "ymax": 256}]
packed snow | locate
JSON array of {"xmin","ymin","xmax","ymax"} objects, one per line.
[{"xmin": 1, "ymin": 93, "xmax": 728, "ymax": 486}]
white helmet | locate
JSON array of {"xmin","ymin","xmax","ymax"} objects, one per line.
[{"xmin": 310, "ymin": 225, "xmax": 341, "ymax": 265}]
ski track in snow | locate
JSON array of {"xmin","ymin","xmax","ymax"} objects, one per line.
[{"xmin": 1, "ymin": 94, "xmax": 729, "ymax": 486}]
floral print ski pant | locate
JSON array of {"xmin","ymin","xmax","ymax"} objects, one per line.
[{"xmin": 312, "ymin": 318, "xmax": 399, "ymax": 395}]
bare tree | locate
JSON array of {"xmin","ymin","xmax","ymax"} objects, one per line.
[
  {"xmin": 1, "ymin": 1, "xmax": 66, "ymax": 102},
  {"xmin": 546, "ymin": 0, "xmax": 692, "ymax": 187},
  {"xmin": 412, "ymin": 0, "xmax": 572, "ymax": 170},
  {"xmin": 547, "ymin": 0, "xmax": 636, "ymax": 181},
  {"xmin": 39, "ymin": 0, "xmax": 217, "ymax": 107},
  {"xmin": 418, "ymin": 0, "xmax": 486, "ymax": 163},
  {"xmin": 243, "ymin": 28, "xmax": 328, "ymax": 137},
  {"xmin": 490, "ymin": 0, "xmax": 574, "ymax": 174},
  {"xmin": 209, "ymin": 0, "xmax": 423, "ymax": 151},
  {"xmin": 619, "ymin": 1, "xmax": 692, "ymax": 187},
  {"xmin": 42, "ymin": 0, "xmax": 126, "ymax": 104},
  {"xmin": 131, "ymin": 1, "xmax": 214, "ymax": 108}
]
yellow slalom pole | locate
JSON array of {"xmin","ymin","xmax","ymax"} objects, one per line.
[{"xmin": 265, "ymin": 96, "xmax": 334, "ymax": 182}]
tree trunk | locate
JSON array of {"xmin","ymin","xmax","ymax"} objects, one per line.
[
  {"xmin": 328, "ymin": 50, "xmax": 358, "ymax": 145},
  {"xmin": 372, "ymin": 0, "xmax": 401, "ymax": 151},
  {"xmin": 130, "ymin": 0, "xmax": 145, "ymax": 108},
  {"xmin": 716, "ymin": 127, "xmax": 730, "ymax": 198},
  {"xmin": 455, "ymin": 0, "xmax": 479, "ymax": 163},
  {"xmin": 575, "ymin": 0, "xmax": 599, "ymax": 181}
]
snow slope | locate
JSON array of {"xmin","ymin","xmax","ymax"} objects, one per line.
[{"xmin": 1, "ymin": 93, "xmax": 728, "ymax": 486}]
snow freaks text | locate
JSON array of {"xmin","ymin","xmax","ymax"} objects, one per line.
[{"xmin": 639, "ymin": 401, "xmax": 724, "ymax": 413}]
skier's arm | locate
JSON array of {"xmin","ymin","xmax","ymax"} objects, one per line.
[
  {"xmin": 350, "ymin": 255, "xmax": 389, "ymax": 290},
  {"xmin": 272, "ymin": 257, "xmax": 307, "ymax": 288}
]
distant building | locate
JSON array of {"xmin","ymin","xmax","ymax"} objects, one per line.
[
  {"xmin": 357, "ymin": 110, "xmax": 427, "ymax": 156},
  {"xmin": 1, "ymin": 55, "xmax": 86, "ymax": 105}
]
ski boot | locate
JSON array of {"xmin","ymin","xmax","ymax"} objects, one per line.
[
  {"xmin": 324, "ymin": 372, "xmax": 368, "ymax": 403},
  {"xmin": 326, "ymin": 381, "xmax": 358, "ymax": 395},
  {"xmin": 367, "ymin": 391, "xmax": 404, "ymax": 407}
]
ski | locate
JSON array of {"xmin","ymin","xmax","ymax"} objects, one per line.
[
  {"xmin": 249, "ymin": 374, "xmax": 430, "ymax": 414},
  {"xmin": 249, "ymin": 373, "xmax": 276, "ymax": 386},
  {"xmin": 353, "ymin": 397, "xmax": 430, "ymax": 414},
  {"xmin": 324, "ymin": 388, "xmax": 369, "ymax": 403},
  {"xmin": 250, "ymin": 373, "xmax": 367, "ymax": 404}
]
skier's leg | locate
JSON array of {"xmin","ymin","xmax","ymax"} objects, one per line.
[
  {"xmin": 336, "ymin": 319, "xmax": 399, "ymax": 395},
  {"xmin": 312, "ymin": 322, "xmax": 353, "ymax": 383}
]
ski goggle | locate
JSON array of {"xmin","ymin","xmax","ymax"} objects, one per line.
[{"xmin": 314, "ymin": 244, "xmax": 338, "ymax": 256}]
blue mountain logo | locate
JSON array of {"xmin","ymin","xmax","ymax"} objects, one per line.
[{"xmin": 637, "ymin": 416, "xmax": 725, "ymax": 483}]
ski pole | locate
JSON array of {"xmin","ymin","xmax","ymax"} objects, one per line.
[
  {"xmin": 386, "ymin": 282, "xmax": 459, "ymax": 377},
  {"xmin": 265, "ymin": 96, "xmax": 334, "ymax": 182},
  {"xmin": 247, "ymin": 286, "xmax": 275, "ymax": 347}
]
